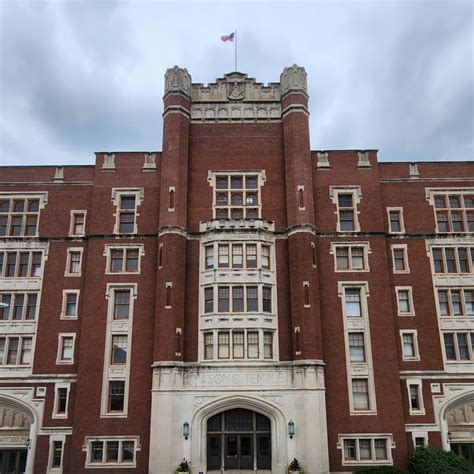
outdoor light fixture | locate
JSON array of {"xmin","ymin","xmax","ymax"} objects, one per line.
[
  {"xmin": 447, "ymin": 431, "xmax": 452, "ymax": 443},
  {"xmin": 288, "ymin": 420, "xmax": 295, "ymax": 439},
  {"xmin": 25, "ymin": 437, "xmax": 31, "ymax": 449},
  {"xmin": 183, "ymin": 421, "xmax": 190, "ymax": 440}
]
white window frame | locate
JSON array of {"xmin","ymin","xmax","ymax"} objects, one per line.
[
  {"xmin": 208, "ymin": 170, "xmax": 266, "ymax": 220},
  {"xmin": 331, "ymin": 242, "xmax": 371, "ymax": 272},
  {"xmin": 52, "ymin": 383, "xmax": 70, "ymax": 419},
  {"xmin": 400, "ymin": 330, "xmax": 420, "ymax": 361},
  {"xmin": 406, "ymin": 378, "xmax": 425, "ymax": 415},
  {"xmin": 337, "ymin": 434, "xmax": 394, "ymax": 466},
  {"xmin": 411, "ymin": 431, "xmax": 428, "ymax": 449},
  {"xmin": 395, "ymin": 286, "xmax": 415, "ymax": 316},
  {"xmin": 329, "ymin": 186, "xmax": 362, "ymax": 233},
  {"xmin": 0, "ymin": 192, "xmax": 48, "ymax": 238},
  {"xmin": 64, "ymin": 247, "xmax": 84, "ymax": 277},
  {"xmin": 391, "ymin": 244, "xmax": 410, "ymax": 274},
  {"xmin": 60, "ymin": 290, "xmax": 80, "ymax": 320},
  {"xmin": 111, "ymin": 188, "xmax": 144, "ymax": 235},
  {"xmin": 103, "ymin": 244, "xmax": 145, "ymax": 275},
  {"xmin": 69, "ymin": 210, "xmax": 87, "ymax": 237},
  {"xmin": 47, "ymin": 434, "xmax": 66, "ymax": 473},
  {"xmin": 426, "ymin": 188, "xmax": 474, "ymax": 234},
  {"xmin": 83, "ymin": 436, "xmax": 140, "ymax": 468},
  {"xmin": 56, "ymin": 333, "xmax": 76, "ymax": 365},
  {"xmin": 100, "ymin": 284, "xmax": 137, "ymax": 418},
  {"xmin": 387, "ymin": 207, "xmax": 405, "ymax": 234}
]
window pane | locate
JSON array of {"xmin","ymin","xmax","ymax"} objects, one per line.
[
  {"xmin": 26, "ymin": 293, "xmax": 37, "ymax": 320},
  {"xmin": 375, "ymin": 439, "xmax": 387, "ymax": 460},
  {"xmin": 444, "ymin": 333, "xmax": 456, "ymax": 360},
  {"xmin": 111, "ymin": 335, "xmax": 128, "ymax": 364},
  {"xmin": 218, "ymin": 332, "xmax": 229, "ymax": 358},
  {"xmin": 359, "ymin": 439, "xmax": 371, "ymax": 460},
  {"xmin": 232, "ymin": 287, "xmax": 244, "ymax": 312},
  {"xmin": 126, "ymin": 249, "xmax": 139, "ymax": 271},
  {"xmin": 232, "ymin": 245, "xmax": 243, "ymax": 268},
  {"xmin": 7, "ymin": 338, "xmax": 19, "ymax": 365},
  {"xmin": 263, "ymin": 287, "xmax": 272, "ymax": 312},
  {"xmin": 345, "ymin": 289, "xmax": 361, "ymax": 317},
  {"xmin": 218, "ymin": 287, "xmax": 229, "ymax": 312},
  {"xmin": 352, "ymin": 379, "xmax": 369, "ymax": 410},
  {"xmin": 205, "ymin": 288, "xmax": 214, "ymax": 313},
  {"xmin": 204, "ymin": 333, "xmax": 213, "ymax": 360},
  {"xmin": 403, "ymin": 334, "xmax": 415, "ymax": 357},
  {"xmin": 114, "ymin": 290, "xmax": 130, "ymax": 319},
  {"xmin": 247, "ymin": 287, "xmax": 258, "ymax": 312},
  {"xmin": 336, "ymin": 248, "xmax": 349, "ymax": 269},
  {"xmin": 122, "ymin": 441, "xmax": 134, "ymax": 462},
  {"xmin": 247, "ymin": 332, "xmax": 259, "ymax": 358},
  {"xmin": 106, "ymin": 441, "xmax": 119, "ymax": 462},
  {"xmin": 348, "ymin": 333, "xmax": 365, "ymax": 362},
  {"xmin": 233, "ymin": 332, "xmax": 244, "ymax": 358},
  {"xmin": 343, "ymin": 440, "xmax": 356, "ymax": 460},
  {"xmin": 109, "ymin": 381, "xmax": 125, "ymax": 411},
  {"xmin": 91, "ymin": 441, "xmax": 103, "ymax": 462},
  {"xmin": 246, "ymin": 244, "xmax": 257, "ymax": 268}
]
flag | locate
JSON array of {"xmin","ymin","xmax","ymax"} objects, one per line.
[{"xmin": 221, "ymin": 32, "xmax": 235, "ymax": 42}]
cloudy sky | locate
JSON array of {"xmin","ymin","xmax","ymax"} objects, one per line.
[{"xmin": 0, "ymin": 0, "xmax": 472, "ymax": 166}]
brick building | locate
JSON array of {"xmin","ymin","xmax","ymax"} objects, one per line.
[{"xmin": 0, "ymin": 65, "xmax": 473, "ymax": 474}]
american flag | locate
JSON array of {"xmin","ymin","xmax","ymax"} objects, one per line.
[{"xmin": 221, "ymin": 32, "xmax": 235, "ymax": 42}]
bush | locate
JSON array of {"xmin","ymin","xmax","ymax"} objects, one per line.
[
  {"xmin": 408, "ymin": 446, "xmax": 473, "ymax": 473},
  {"xmin": 357, "ymin": 467, "xmax": 407, "ymax": 473}
]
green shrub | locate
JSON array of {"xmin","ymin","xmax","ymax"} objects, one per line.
[
  {"xmin": 408, "ymin": 446, "xmax": 473, "ymax": 473},
  {"xmin": 356, "ymin": 467, "xmax": 407, "ymax": 473}
]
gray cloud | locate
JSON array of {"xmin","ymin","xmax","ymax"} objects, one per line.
[{"xmin": 0, "ymin": 0, "xmax": 472, "ymax": 166}]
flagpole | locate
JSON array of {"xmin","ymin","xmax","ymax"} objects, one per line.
[{"xmin": 234, "ymin": 30, "xmax": 237, "ymax": 71}]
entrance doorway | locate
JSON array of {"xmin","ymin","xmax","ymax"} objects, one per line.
[
  {"xmin": 207, "ymin": 408, "xmax": 271, "ymax": 470},
  {"xmin": 0, "ymin": 450, "xmax": 27, "ymax": 474}
]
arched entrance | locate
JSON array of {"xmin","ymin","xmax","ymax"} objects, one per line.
[
  {"xmin": 0, "ymin": 399, "xmax": 34, "ymax": 474},
  {"xmin": 446, "ymin": 395, "xmax": 474, "ymax": 464},
  {"xmin": 207, "ymin": 408, "xmax": 271, "ymax": 471}
]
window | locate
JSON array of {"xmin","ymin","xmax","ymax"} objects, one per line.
[
  {"xmin": 431, "ymin": 247, "xmax": 474, "ymax": 274},
  {"xmin": 114, "ymin": 290, "xmax": 131, "ymax": 319},
  {"xmin": 107, "ymin": 247, "xmax": 141, "ymax": 273},
  {"xmin": 53, "ymin": 385, "xmax": 69, "ymax": 417},
  {"xmin": 264, "ymin": 332, "xmax": 273, "ymax": 359},
  {"xmin": 437, "ymin": 289, "xmax": 474, "ymax": 317},
  {"xmin": 61, "ymin": 291, "xmax": 79, "ymax": 319},
  {"xmin": 262, "ymin": 286, "xmax": 272, "ymax": 312},
  {"xmin": 218, "ymin": 332, "xmax": 230, "ymax": 359},
  {"xmin": 247, "ymin": 332, "xmax": 259, "ymax": 358},
  {"xmin": 262, "ymin": 245, "xmax": 270, "ymax": 269},
  {"xmin": 112, "ymin": 189, "xmax": 143, "ymax": 234},
  {"xmin": 246, "ymin": 244, "xmax": 257, "ymax": 268},
  {"xmin": 232, "ymin": 287, "xmax": 244, "ymax": 312},
  {"xmin": 0, "ymin": 293, "xmax": 38, "ymax": 321},
  {"xmin": 70, "ymin": 211, "xmax": 86, "ymax": 236},
  {"xmin": 51, "ymin": 440, "xmax": 63, "ymax": 468},
  {"xmin": 232, "ymin": 244, "xmax": 243, "ymax": 268},
  {"xmin": 392, "ymin": 245, "xmax": 409, "ymax": 273},
  {"xmin": 111, "ymin": 335, "xmax": 128, "ymax": 365},
  {"xmin": 0, "ymin": 195, "xmax": 44, "ymax": 237},
  {"xmin": 409, "ymin": 384, "xmax": 421, "ymax": 411},
  {"xmin": 204, "ymin": 333, "xmax": 213, "ymax": 360},
  {"xmin": 429, "ymin": 191, "xmax": 474, "ymax": 233},
  {"xmin": 414, "ymin": 437, "xmax": 426, "ymax": 449},
  {"xmin": 348, "ymin": 333, "xmax": 366, "ymax": 362},
  {"xmin": 345, "ymin": 288, "xmax": 362, "ymax": 317},
  {"xmin": 233, "ymin": 332, "xmax": 244, "ymax": 359},
  {"xmin": 57, "ymin": 335, "xmax": 75, "ymax": 364},
  {"xmin": 212, "ymin": 172, "xmax": 262, "ymax": 219},
  {"xmin": 330, "ymin": 187, "xmax": 361, "ymax": 232},
  {"xmin": 0, "ymin": 251, "xmax": 43, "ymax": 278},
  {"xmin": 205, "ymin": 245, "xmax": 214, "ymax": 269},
  {"xmin": 65, "ymin": 249, "xmax": 83, "ymax": 276},
  {"xmin": 396, "ymin": 287, "xmax": 414, "ymax": 316},
  {"xmin": 218, "ymin": 245, "xmax": 229, "ymax": 268},
  {"xmin": 303, "ymin": 282, "xmax": 310, "ymax": 307},
  {"xmin": 205, "ymin": 288, "xmax": 214, "ymax": 313},
  {"xmin": 203, "ymin": 329, "xmax": 275, "ymax": 361},
  {"xmin": 108, "ymin": 381, "xmax": 125, "ymax": 412},
  {"xmin": 401, "ymin": 331, "xmax": 419, "ymax": 360},
  {"xmin": 340, "ymin": 437, "xmax": 391, "ymax": 464},
  {"xmin": 85, "ymin": 438, "xmax": 138, "ymax": 467},
  {"xmin": 352, "ymin": 378, "xmax": 370, "ymax": 411},
  {"xmin": 333, "ymin": 244, "xmax": 369, "ymax": 271},
  {"xmin": 218, "ymin": 287, "xmax": 229, "ymax": 312},
  {"xmin": 247, "ymin": 286, "xmax": 258, "ymax": 312},
  {"xmin": 387, "ymin": 208, "xmax": 404, "ymax": 233},
  {"xmin": 0, "ymin": 336, "xmax": 33, "ymax": 366},
  {"xmin": 443, "ymin": 332, "xmax": 474, "ymax": 361}
]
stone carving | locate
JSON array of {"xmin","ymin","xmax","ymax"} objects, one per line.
[
  {"xmin": 227, "ymin": 81, "xmax": 245, "ymax": 100},
  {"xmin": 164, "ymin": 66, "xmax": 191, "ymax": 96},
  {"xmin": 53, "ymin": 166, "xmax": 64, "ymax": 182},
  {"xmin": 280, "ymin": 64, "xmax": 307, "ymax": 96},
  {"xmin": 143, "ymin": 153, "xmax": 156, "ymax": 170},
  {"xmin": 0, "ymin": 406, "xmax": 32, "ymax": 430},
  {"xmin": 102, "ymin": 153, "xmax": 115, "ymax": 170},
  {"xmin": 447, "ymin": 402, "xmax": 474, "ymax": 424},
  {"xmin": 357, "ymin": 151, "xmax": 371, "ymax": 168},
  {"xmin": 316, "ymin": 151, "xmax": 330, "ymax": 169},
  {"xmin": 409, "ymin": 163, "xmax": 420, "ymax": 178}
]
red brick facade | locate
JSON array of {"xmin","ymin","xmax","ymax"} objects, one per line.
[{"xmin": 0, "ymin": 66, "xmax": 473, "ymax": 473}]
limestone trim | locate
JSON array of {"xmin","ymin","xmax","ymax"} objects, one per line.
[
  {"xmin": 111, "ymin": 188, "xmax": 144, "ymax": 236},
  {"xmin": 329, "ymin": 186, "xmax": 362, "ymax": 233},
  {"xmin": 337, "ymin": 433, "xmax": 394, "ymax": 466},
  {"xmin": 103, "ymin": 244, "xmax": 145, "ymax": 275},
  {"xmin": 406, "ymin": 378, "xmax": 425, "ymax": 415},
  {"xmin": 386, "ymin": 207, "xmax": 406, "ymax": 234},
  {"xmin": 68, "ymin": 210, "xmax": 87, "ymax": 238},
  {"xmin": 47, "ymin": 432, "xmax": 66, "ymax": 473},
  {"xmin": 400, "ymin": 330, "xmax": 420, "ymax": 362},
  {"xmin": 64, "ymin": 247, "xmax": 84, "ymax": 277},
  {"xmin": 391, "ymin": 244, "xmax": 410, "ymax": 274},
  {"xmin": 82, "ymin": 435, "xmax": 141, "ymax": 469},
  {"xmin": 330, "ymin": 241, "xmax": 371, "ymax": 273}
]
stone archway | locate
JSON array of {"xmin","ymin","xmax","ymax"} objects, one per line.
[
  {"xmin": 0, "ymin": 396, "xmax": 37, "ymax": 474},
  {"xmin": 445, "ymin": 394, "xmax": 474, "ymax": 464},
  {"xmin": 190, "ymin": 395, "xmax": 288, "ymax": 473}
]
